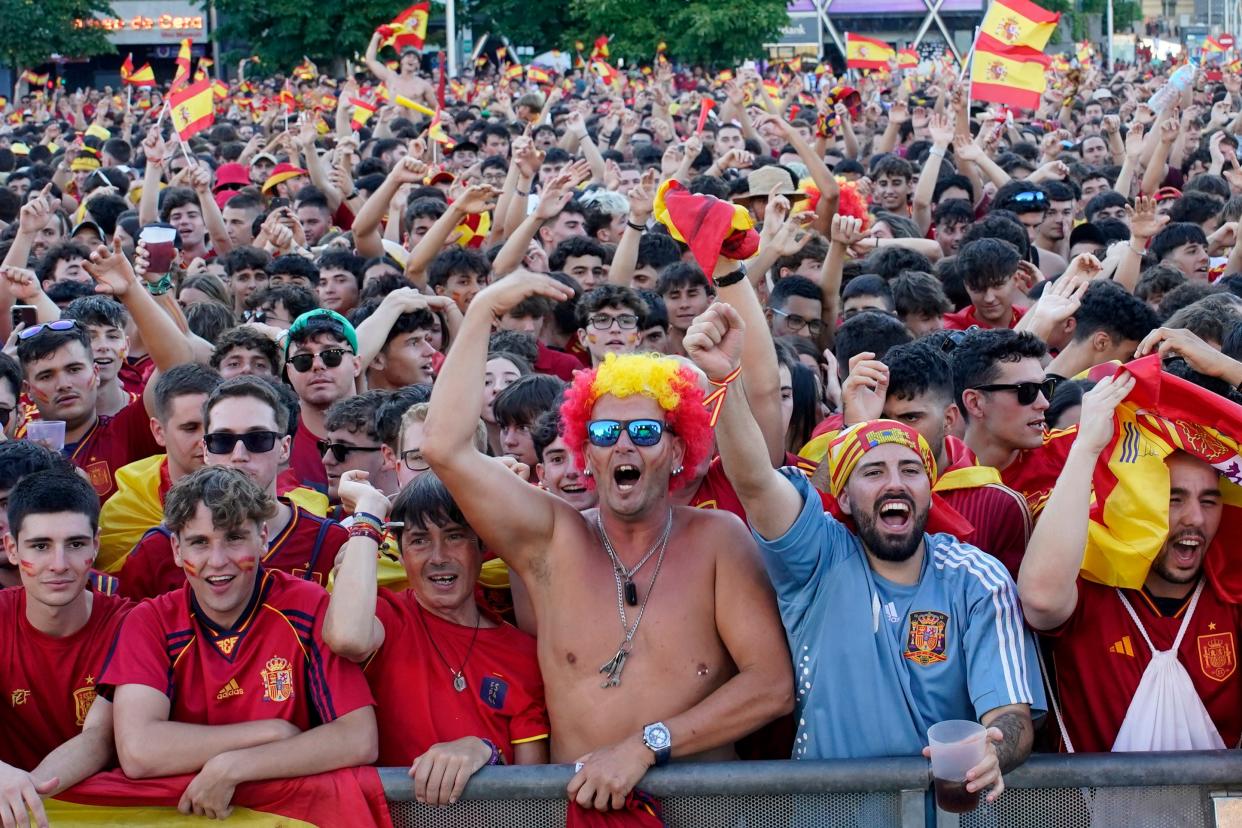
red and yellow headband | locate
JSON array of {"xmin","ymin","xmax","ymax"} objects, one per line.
[{"xmin": 826, "ymin": 419, "xmax": 938, "ymax": 497}]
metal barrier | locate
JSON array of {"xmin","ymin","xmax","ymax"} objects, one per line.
[{"xmin": 380, "ymin": 751, "xmax": 1242, "ymax": 827}]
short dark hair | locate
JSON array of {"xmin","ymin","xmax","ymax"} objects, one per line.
[
  {"xmin": 153, "ymin": 363, "xmax": 223, "ymax": 423},
  {"xmin": 951, "ymin": 329, "xmax": 1047, "ymax": 420},
  {"xmin": 958, "ymin": 238, "xmax": 1020, "ymax": 291},
  {"xmin": 210, "ymin": 326, "xmax": 282, "ymax": 372},
  {"xmin": 1150, "ymin": 222, "xmax": 1209, "ymax": 263},
  {"xmin": 6, "ymin": 469, "xmax": 100, "ymax": 539},
  {"xmin": 769, "ymin": 275, "xmax": 822, "ymax": 311},
  {"xmin": 390, "ymin": 470, "xmax": 472, "ymax": 539},
  {"xmin": 1164, "ymin": 295, "xmax": 1241, "ymax": 344},
  {"xmin": 62, "ymin": 295, "xmax": 130, "ymax": 330},
  {"xmin": 317, "ymin": 250, "xmax": 366, "ymax": 290},
  {"xmin": 871, "ymin": 155, "xmax": 914, "ymax": 182},
  {"xmin": 1135, "ymin": 265, "xmax": 1186, "ymax": 302},
  {"xmin": 0, "ymin": 441, "xmax": 72, "ymax": 493},
  {"xmin": 204, "ymin": 375, "xmax": 290, "ymax": 433},
  {"xmin": 833, "ymin": 311, "xmax": 913, "ymax": 380},
  {"xmin": 324, "ymin": 389, "xmax": 389, "ymax": 438},
  {"xmin": 891, "ymin": 271, "xmax": 952, "ymax": 318},
  {"xmin": 1084, "ymin": 191, "xmax": 1128, "ymax": 223},
  {"xmin": 375, "ymin": 384, "xmax": 433, "ymax": 450},
  {"xmin": 636, "ymin": 289, "xmax": 668, "ymax": 331},
  {"xmin": 531, "ymin": 409, "xmax": 563, "ymax": 462},
  {"xmin": 549, "ymin": 236, "xmax": 608, "ymax": 272},
  {"xmin": 992, "ymin": 181, "xmax": 1049, "ymax": 216},
  {"xmin": 223, "ymin": 245, "xmax": 271, "ymax": 276},
  {"xmin": 163, "ymin": 466, "xmax": 276, "ymax": 535},
  {"xmin": 862, "ymin": 247, "xmax": 934, "ymax": 282},
  {"xmin": 883, "ymin": 340, "xmax": 955, "ymax": 404},
  {"xmin": 962, "ymin": 212, "xmax": 1030, "ymax": 259},
  {"xmin": 35, "ymin": 241, "xmax": 91, "ymax": 285},
  {"xmin": 428, "ymin": 247, "xmax": 489, "ymax": 290},
  {"xmin": 250, "ymin": 284, "xmax": 319, "ymax": 320},
  {"xmin": 158, "ymin": 187, "xmax": 199, "ymax": 222},
  {"xmin": 577, "ymin": 285, "xmax": 646, "ymax": 327},
  {"xmin": 934, "ymin": 199, "xmax": 975, "ymax": 228},
  {"xmin": 185, "ymin": 301, "xmax": 237, "ymax": 343},
  {"xmin": 1166, "ymin": 191, "xmax": 1225, "ymax": 226},
  {"xmin": 841, "ymin": 274, "xmax": 894, "ymax": 308},
  {"xmin": 655, "ymin": 262, "xmax": 711, "ymax": 296},
  {"xmin": 1072, "ymin": 280, "xmax": 1160, "ymax": 344},
  {"xmin": 16, "ymin": 318, "xmax": 91, "ymax": 371},
  {"xmin": 636, "ymin": 234, "xmax": 682, "ymax": 272},
  {"xmin": 267, "ymin": 254, "xmax": 321, "ymax": 286},
  {"xmin": 493, "ymin": 374, "xmax": 564, "ymax": 428}
]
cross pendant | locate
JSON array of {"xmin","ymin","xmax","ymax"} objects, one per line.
[{"xmin": 599, "ymin": 644, "xmax": 630, "ymax": 688}]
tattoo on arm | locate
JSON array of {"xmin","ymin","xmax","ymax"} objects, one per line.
[{"xmin": 988, "ymin": 710, "xmax": 1033, "ymax": 773}]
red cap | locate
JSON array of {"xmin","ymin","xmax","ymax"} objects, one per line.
[
  {"xmin": 262, "ymin": 162, "xmax": 308, "ymax": 193},
  {"xmin": 214, "ymin": 162, "xmax": 251, "ymax": 191}
]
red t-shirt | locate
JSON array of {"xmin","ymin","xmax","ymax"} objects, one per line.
[
  {"xmin": 534, "ymin": 342, "xmax": 584, "ymax": 382},
  {"xmin": 938, "ymin": 438, "xmax": 1033, "ymax": 580},
  {"xmin": 286, "ymin": 414, "xmax": 328, "ymax": 495},
  {"xmin": 118, "ymin": 504, "xmax": 347, "ymax": 600},
  {"xmin": 100, "ymin": 569, "xmax": 372, "ymax": 729},
  {"xmin": 689, "ymin": 457, "xmax": 748, "ymax": 522},
  {"xmin": 118, "ymin": 353, "xmax": 156, "ymax": 396},
  {"xmin": 942, "ymin": 304, "xmax": 1027, "ymax": 331},
  {"xmin": 809, "ymin": 412, "xmax": 846, "ymax": 441},
  {"xmin": 66, "ymin": 397, "xmax": 163, "ymax": 503},
  {"xmin": 365, "ymin": 591, "xmax": 548, "ymax": 766},
  {"xmin": 0, "ymin": 590, "xmax": 131, "ymax": 771},
  {"xmin": 1045, "ymin": 579, "xmax": 1242, "ymax": 753}
]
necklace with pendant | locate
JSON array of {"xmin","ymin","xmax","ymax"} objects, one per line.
[
  {"xmin": 595, "ymin": 510, "xmax": 673, "ymax": 688},
  {"xmin": 417, "ymin": 602, "xmax": 481, "ymax": 693}
]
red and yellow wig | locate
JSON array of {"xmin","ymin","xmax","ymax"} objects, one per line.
[{"xmin": 560, "ymin": 353, "xmax": 712, "ymax": 492}]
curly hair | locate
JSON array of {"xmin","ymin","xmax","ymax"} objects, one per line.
[{"xmin": 559, "ymin": 353, "xmax": 711, "ymax": 492}]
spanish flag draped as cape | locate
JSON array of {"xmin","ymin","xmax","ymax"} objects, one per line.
[{"xmin": 50, "ymin": 767, "xmax": 392, "ymax": 827}]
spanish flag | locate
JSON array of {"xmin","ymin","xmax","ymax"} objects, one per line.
[
  {"xmin": 169, "ymin": 77, "xmax": 215, "ymax": 140},
  {"xmin": 127, "ymin": 63, "xmax": 156, "ymax": 88},
  {"xmin": 51, "ymin": 767, "xmax": 393, "ymax": 828},
  {"xmin": 970, "ymin": 33, "xmax": 1050, "ymax": 110},
  {"xmin": 171, "ymin": 38, "xmax": 192, "ymax": 91},
  {"xmin": 193, "ymin": 57, "xmax": 213, "ymax": 83},
  {"xmin": 20, "ymin": 70, "xmax": 49, "ymax": 87},
  {"xmin": 979, "ymin": 0, "xmax": 1060, "ymax": 50},
  {"xmin": 898, "ymin": 48, "xmax": 920, "ymax": 69},
  {"xmin": 591, "ymin": 35, "xmax": 610, "ymax": 60},
  {"xmin": 845, "ymin": 33, "xmax": 896, "ymax": 71},
  {"xmin": 527, "ymin": 65, "xmax": 552, "ymax": 85},
  {"xmin": 428, "ymin": 109, "xmax": 455, "ymax": 148},
  {"xmin": 591, "ymin": 59, "xmax": 620, "ymax": 87},
  {"xmin": 378, "ymin": 2, "xmax": 429, "ymax": 52},
  {"xmin": 293, "ymin": 56, "xmax": 318, "ymax": 80},
  {"xmin": 503, "ymin": 62, "xmax": 524, "ymax": 81}
]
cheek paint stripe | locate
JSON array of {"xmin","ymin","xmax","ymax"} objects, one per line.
[
  {"xmin": 18, "ymin": 560, "xmax": 36, "ymax": 574},
  {"xmin": 237, "ymin": 560, "xmax": 257, "ymax": 571},
  {"xmin": 182, "ymin": 561, "xmax": 199, "ymax": 577}
]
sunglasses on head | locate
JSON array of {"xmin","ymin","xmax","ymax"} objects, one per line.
[
  {"xmin": 586, "ymin": 419, "xmax": 669, "ymax": 448},
  {"xmin": 1011, "ymin": 191, "xmax": 1048, "ymax": 204},
  {"xmin": 317, "ymin": 439, "xmax": 383, "ymax": 463},
  {"xmin": 288, "ymin": 347, "xmax": 352, "ymax": 373},
  {"xmin": 203, "ymin": 430, "xmax": 281, "ymax": 455},
  {"xmin": 970, "ymin": 378, "xmax": 1056, "ymax": 406},
  {"xmin": 18, "ymin": 319, "xmax": 78, "ymax": 340}
]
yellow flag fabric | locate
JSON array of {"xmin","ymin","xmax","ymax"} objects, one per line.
[
  {"xmin": 979, "ymin": 0, "xmax": 1060, "ymax": 50},
  {"xmin": 97, "ymin": 454, "xmax": 166, "ymax": 573}
]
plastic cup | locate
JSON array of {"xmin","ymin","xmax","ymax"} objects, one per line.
[
  {"xmin": 927, "ymin": 720, "xmax": 986, "ymax": 813},
  {"xmin": 26, "ymin": 420, "xmax": 66, "ymax": 452},
  {"xmin": 139, "ymin": 224, "xmax": 177, "ymax": 274}
]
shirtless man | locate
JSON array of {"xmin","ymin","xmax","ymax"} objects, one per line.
[
  {"xmin": 364, "ymin": 37, "xmax": 437, "ymax": 114},
  {"xmin": 423, "ymin": 271, "xmax": 792, "ymax": 811}
]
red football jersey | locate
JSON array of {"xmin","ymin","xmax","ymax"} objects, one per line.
[
  {"xmin": 1045, "ymin": 579, "xmax": 1242, "ymax": 753},
  {"xmin": 118, "ymin": 353, "xmax": 156, "ymax": 396},
  {"xmin": 365, "ymin": 591, "xmax": 548, "ymax": 766},
  {"xmin": 100, "ymin": 569, "xmax": 373, "ymax": 729},
  {"xmin": 534, "ymin": 341, "xmax": 585, "ymax": 381},
  {"xmin": 689, "ymin": 457, "xmax": 747, "ymax": 521},
  {"xmin": 287, "ymin": 415, "xmax": 328, "ymax": 495},
  {"xmin": 0, "ymin": 590, "xmax": 131, "ymax": 770},
  {"xmin": 66, "ymin": 397, "xmax": 163, "ymax": 504},
  {"xmin": 118, "ymin": 505, "xmax": 347, "ymax": 600},
  {"xmin": 942, "ymin": 304, "xmax": 1027, "ymax": 331}
]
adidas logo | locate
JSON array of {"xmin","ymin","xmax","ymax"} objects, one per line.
[
  {"xmin": 216, "ymin": 678, "xmax": 244, "ymax": 700},
  {"xmin": 1108, "ymin": 636, "xmax": 1134, "ymax": 657}
]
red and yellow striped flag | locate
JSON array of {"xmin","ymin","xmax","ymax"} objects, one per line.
[
  {"xmin": 527, "ymin": 65, "xmax": 552, "ymax": 85},
  {"xmin": 350, "ymin": 97, "xmax": 377, "ymax": 130},
  {"xmin": 21, "ymin": 70, "xmax": 49, "ymax": 87},
  {"xmin": 845, "ymin": 33, "xmax": 896, "ymax": 71},
  {"xmin": 127, "ymin": 63, "xmax": 156, "ymax": 88},
  {"xmin": 980, "ymin": 0, "xmax": 1060, "ymax": 51},
  {"xmin": 171, "ymin": 38, "xmax": 192, "ymax": 90},
  {"xmin": 378, "ymin": 2, "xmax": 429, "ymax": 52},
  {"xmin": 169, "ymin": 77, "xmax": 215, "ymax": 140},
  {"xmin": 591, "ymin": 35, "xmax": 610, "ymax": 60},
  {"xmin": 970, "ymin": 33, "xmax": 1050, "ymax": 110},
  {"xmin": 428, "ymin": 109, "xmax": 456, "ymax": 148},
  {"xmin": 898, "ymin": 48, "xmax": 919, "ymax": 69}
]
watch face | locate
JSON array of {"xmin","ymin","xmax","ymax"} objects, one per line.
[{"xmin": 645, "ymin": 724, "xmax": 670, "ymax": 749}]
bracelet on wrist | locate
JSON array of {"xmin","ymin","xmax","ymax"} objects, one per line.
[
  {"xmin": 146, "ymin": 273, "xmax": 173, "ymax": 296},
  {"xmin": 515, "ymin": 188, "xmax": 530, "ymax": 197},
  {"xmin": 626, "ymin": 219, "xmax": 647, "ymax": 232},
  {"xmin": 348, "ymin": 524, "xmax": 383, "ymax": 545}
]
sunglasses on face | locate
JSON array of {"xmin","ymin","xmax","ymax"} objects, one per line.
[
  {"xmin": 288, "ymin": 348, "xmax": 353, "ymax": 373},
  {"xmin": 970, "ymin": 378, "xmax": 1056, "ymax": 406},
  {"xmin": 18, "ymin": 319, "xmax": 78, "ymax": 340},
  {"xmin": 586, "ymin": 419, "xmax": 669, "ymax": 448},
  {"xmin": 204, "ymin": 430, "xmax": 281, "ymax": 455},
  {"xmin": 318, "ymin": 440, "xmax": 383, "ymax": 463}
]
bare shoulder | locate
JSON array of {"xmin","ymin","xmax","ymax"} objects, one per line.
[{"xmin": 674, "ymin": 507, "xmax": 761, "ymax": 562}]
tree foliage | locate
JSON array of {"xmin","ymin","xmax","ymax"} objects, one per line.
[
  {"xmin": 0, "ymin": 0, "xmax": 116, "ymax": 70},
  {"xmin": 212, "ymin": 0, "xmax": 408, "ymax": 73},
  {"xmin": 466, "ymin": 0, "xmax": 579, "ymax": 54},
  {"xmin": 568, "ymin": 0, "xmax": 788, "ymax": 67}
]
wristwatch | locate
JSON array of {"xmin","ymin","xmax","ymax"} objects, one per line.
[
  {"xmin": 714, "ymin": 262, "xmax": 747, "ymax": 288},
  {"xmin": 642, "ymin": 722, "xmax": 672, "ymax": 766}
]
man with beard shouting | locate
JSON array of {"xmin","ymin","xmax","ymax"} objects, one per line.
[{"xmin": 685, "ymin": 302, "xmax": 1042, "ymax": 805}]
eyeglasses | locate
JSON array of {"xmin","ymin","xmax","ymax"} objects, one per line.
[
  {"xmin": 587, "ymin": 313, "xmax": 640, "ymax": 331},
  {"xmin": 401, "ymin": 450, "xmax": 430, "ymax": 472},
  {"xmin": 204, "ymin": 430, "xmax": 282, "ymax": 455},
  {"xmin": 768, "ymin": 307, "xmax": 823, "ymax": 336},
  {"xmin": 970, "ymin": 379, "xmax": 1056, "ymax": 406},
  {"xmin": 586, "ymin": 419, "xmax": 669, "ymax": 448},
  {"xmin": 318, "ymin": 440, "xmax": 383, "ymax": 463},
  {"xmin": 288, "ymin": 348, "xmax": 353, "ymax": 373},
  {"xmin": 17, "ymin": 319, "xmax": 78, "ymax": 340}
]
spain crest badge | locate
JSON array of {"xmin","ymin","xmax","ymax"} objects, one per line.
[
  {"xmin": 261, "ymin": 656, "xmax": 295, "ymax": 703},
  {"xmin": 904, "ymin": 611, "xmax": 949, "ymax": 666}
]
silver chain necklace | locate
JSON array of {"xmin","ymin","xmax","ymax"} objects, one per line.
[{"xmin": 595, "ymin": 510, "xmax": 673, "ymax": 688}]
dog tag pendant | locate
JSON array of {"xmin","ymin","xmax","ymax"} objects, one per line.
[
  {"xmin": 599, "ymin": 644, "xmax": 630, "ymax": 688},
  {"xmin": 453, "ymin": 672, "xmax": 467, "ymax": 693},
  {"xmin": 624, "ymin": 579, "xmax": 638, "ymax": 606}
]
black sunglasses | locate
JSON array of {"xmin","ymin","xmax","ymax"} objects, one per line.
[
  {"xmin": 970, "ymin": 379, "xmax": 1056, "ymax": 406},
  {"xmin": 288, "ymin": 348, "xmax": 352, "ymax": 373},
  {"xmin": 318, "ymin": 439, "xmax": 383, "ymax": 463},
  {"xmin": 18, "ymin": 319, "xmax": 77, "ymax": 340},
  {"xmin": 586, "ymin": 419, "xmax": 668, "ymax": 448},
  {"xmin": 204, "ymin": 430, "xmax": 282, "ymax": 455}
]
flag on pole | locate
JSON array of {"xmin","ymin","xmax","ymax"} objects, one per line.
[
  {"xmin": 20, "ymin": 70, "xmax": 49, "ymax": 87},
  {"xmin": 428, "ymin": 109, "xmax": 456, "ymax": 149},
  {"xmin": 279, "ymin": 80, "xmax": 298, "ymax": 111},
  {"xmin": 120, "ymin": 53, "xmax": 134, "ymax": 82},
  {"xmin": 970, "ymin": 33, "xmax": 1050, "ymax": 110},
  {"xmin": 503, "ymin": 63, "xmax": 524, "ymax": 81},
  {"xmin": 979, "ymin": 0, "xmax": 1060, "ymax": 51},
  {"xmin": 377, "ymin": 2, "xmax": 430, "ymax": 52},
  {"xmin": 898, "ymin": 48, "xmax": 920, "ymax": 69},
  {"xmin": 350, "ymin": 97, "xmax": 378, "ymax": 130},
  {"xmin": 126, "ymin": 63, "xmax": 156, "ymax": 88},
  {"xmin": 193, "ymin": 57, "xmax": 213, "ymax": 82},
  {"xmin": 171, "ymin": 38, "xmax": 192, "ymax": 91},
  {"xmin": 591, "ymin": 35, "xmax": 610, "ymax": 61},
  {"xmin": 527, "ymin": 65, "xmax": 552, "ymax": 85},
  {"xmin": 591, "ymin": 60, "xmax": 620, "ymax": 87},
  {"xmin": 168, "ymin": 77, "xmax": 215, "ymax": 140},
  {"xmin": 845, "ymin": 33, "xmax": 896, "ymax": 71}
]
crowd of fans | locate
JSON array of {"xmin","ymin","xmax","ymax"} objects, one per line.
[{"xmin": 0, "ymin": 39, "xmax": 1240, "ymax": 826}]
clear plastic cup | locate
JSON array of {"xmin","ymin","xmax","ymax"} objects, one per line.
[
  {"xmin": 927, "ymin": 719, "xmax": 986, "ymax": 813},
  {"xmin": 26, "ymin": 420, "xmax": 66, "ymax": 452},
  {"xmin": 139, "ymin": 224, "xmax": 177, "ymax": 274}
]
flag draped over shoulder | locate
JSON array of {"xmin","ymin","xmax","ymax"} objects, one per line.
[
  {"xmin": 971, "ymin": 33, "xmax": 1050, "ymax": 110},
  {"xmin": 979, "ymin": 0, "xmax": 1060, "ymax": 50},
  {"xmin": 51, "ymin": 767, "xmax": 393, "ymax": 828},
  {"xmin": 1080, "ymin": 356, "xmax": 1242, "ymax": 597},
  {"xmin": 845, "ymin": 33, "xmax": 896, "ymax": 71}
]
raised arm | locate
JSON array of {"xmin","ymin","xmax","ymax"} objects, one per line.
[
  {"xmin": 138, "ymin": 128, "xmax": 165, "ymax": 227},
  {"xmin": 405, "ymin": 183, "xmax": 498, "ymax": 281},
  {"xmin": 1018, "ymin": 373, "xmax": 1135, "ymax": 630},
  {"xmin": 492, "ymin": 174, "xmax": 575, "ymax": 278},
  {"xmin": 1115, "ymin": 196, "xmax": 1167, "ymax": 292},
  {"xmin": 352, "ymin": 154, "xmax": 427, "ymax": 260},
  {"xmin": 683, "ymin": 302, "xmax": 805, "ymax": 539},
  {"xmin": 913, "ymin": 112, "xmax": 954, "ymax": 235},
  {"xmin": 1140, "ymin": 116, "xmax": 1178, "ymax": 197},
  {"xmin": 324, "ymin": 474, "xmax": 391, "ymax": 662},
  {"xmin": 422, "ymin": 272, "xmax": 575, "ymax": 573},
  {"xmin": 364, "ymin": 32, "xmax": 398, "ymax": 87},
  {"xmin": 187, "ymin": 161, "xmax": 233, "ymax": 257},
  {"xmin": 607, "ymin": 171, "xmax": 656, "ymax": 287}
]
